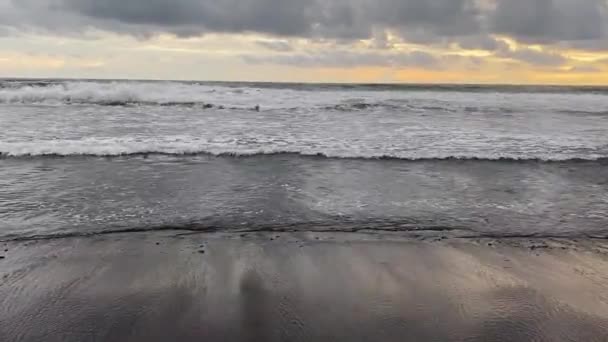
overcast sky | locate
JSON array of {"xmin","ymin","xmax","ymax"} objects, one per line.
[{"xmin": 0, "ymin": 0, "xmax": 607, "ymax": 84}]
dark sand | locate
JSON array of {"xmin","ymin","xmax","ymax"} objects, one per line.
[{"xmin": 1, "ymin": 232, "xmax": 608, "ymax": 341}]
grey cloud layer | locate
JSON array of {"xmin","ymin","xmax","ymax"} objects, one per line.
[
  {"xmin": 242, "ymin": 50, "xmax": 442, "ymax": 68},
  {"xmin": 492, "ymin": 0, "xmax": 608, "ymax": 43},
  {"xmin": 2, "ymin": 0, "xmax": 478, "ymax": 39},
  {"xmin": 2, "ymin": 0, "xmax": 605, "ymax": 45},
  {"xmin": 1, "ymin": 0, "xmax": 607, "ymax": 70}
]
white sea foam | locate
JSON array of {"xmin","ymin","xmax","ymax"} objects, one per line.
[
  {"xmin": 1, "ymin": 80, "xmax": 607, "ymax": 112},
  {"xmin": 0, "ymin": 81, "xmax": 357, "ymax": 110},
  {"xmin": 0, "ymin": 81, "xmax": 216, "ymax": 105},
  {"xmin": 1, "ymin": 80, "xmax": 607, "ymax": 161},
  {"xmin": 1, "ymin": 138, "xmax": 605, "ymax": 161}
]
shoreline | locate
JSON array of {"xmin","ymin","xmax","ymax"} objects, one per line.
[{"xmin": 1, "ymin": 232, "xmax": 608, "ymax": 341}]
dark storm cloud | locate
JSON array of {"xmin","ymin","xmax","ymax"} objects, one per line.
[
  {"xmin": 57, "ymin": 0, "xmax": 316, "ymax": 36},
  {"xmin": 378, "ymin": 0, "xmax": 480, "ymax": 37},
  {"xmin": 456, "ymin": 35, "xmax": 509, "ymax": 51},
  {"xmin": 0, "ymin": 0, "xmax": 607, "ymax": 54},
  {"xmin": 491, "ymin": 0, "xmax": 608, "ymax": 43},
  {"xmin": 557, "ymin": 39, "xmax": 608, "ymax": 52},
  {"xmin": 3, "ymin": 0, "xmax": 481, "ymax": 40}
]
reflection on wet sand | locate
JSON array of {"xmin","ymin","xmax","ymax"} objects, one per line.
[{"xmin": 1, "ymin": 232, "xmax": 607, "ymax": 341}]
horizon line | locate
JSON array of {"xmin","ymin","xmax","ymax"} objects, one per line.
[{"xmin": 1, "ymin": 76, "xmax": 608, "ymax": 88}]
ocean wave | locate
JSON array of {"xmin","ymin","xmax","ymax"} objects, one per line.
[
  {"xmin": 0, "ymin": 81, "xmax": 410, "ymax": 112},
  {"xmin": 2, "ymin": 80, "xmax": 608, "ymax": 118},
  {"xmin": 0, "ymin": 81, "xmax": 233, "ymax": 106},
  {"xmin": 1, "ymin": 139, "xmax": 606, "ymax": 162},
  {"xmin": 0, "ymin": 81, "xmax": 416, "ymax": 112},
  {"xmin": 323, "ymin": 103, "xmax": 400, "ymax": 111},
  {"xmin": 0, "ymin": 78, "xmax": 602, "ymax": 100},
  {"xmin": 2, "ymin": 79, "xmax": 608, "ymax": 94},
  {"xmin": 4, "ymin": 152, "xmax": 605, "ymax": 163},
  {"xmin": 557, "ymin": 109, "xmax": 608, "ymax": 116}
]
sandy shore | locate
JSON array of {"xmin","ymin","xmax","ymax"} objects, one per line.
[{"xmin": 1, "ymin": 232, "xmax": 608, "ymax": 341}]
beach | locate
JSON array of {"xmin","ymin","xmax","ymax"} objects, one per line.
[
  {"xmin": 1, "ymin": 232, "xmax": 608, "ymax": 341},
  {"xmin": 1, "ymin": 80, "xmax": 608, "ymax": 341}
]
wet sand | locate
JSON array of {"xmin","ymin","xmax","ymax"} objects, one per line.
[{"xmin": 1, "ymin": 232, "xmax": 608, "ymax": 341}]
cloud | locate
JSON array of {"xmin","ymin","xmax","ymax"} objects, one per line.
[
  {"xmin": 566, "ymin": 65, "xmax": 602, "ymax": 73},
  {"xmin": 241, "ymin": 50, "xmax": 484, "ymax": 70},
  {"xmin": 255, "ymin": 40, "xmax": 294, "ymax": 52},
  {"xmin": 495, "ymin": 45, "xmax": 567, "ymax": 66},
  {"xmin": 2, "ymin": 0, "xmax": 481, "ymax": 41},
  {"xmin": 595, "ymin": 57, "xmax": 608, "ymax": 65},
  {"xmin": 367, "ymin": 0, "xmax": 481, "ymax": 37},
  {"xmin": 0, "ymin": 0, "xmax": 606, "ymax": 58},
  {"xmin": 455, "ymin": 35, "xmax": 509, "ymax": 51},
  {"xmin": 490, "ymin": 0, "xmax": 608, "ymax": 43},
  {"xmin": 557, "ymin": 40, "xmax": 608, "ymax": 52},
  {"xmin": 242, "ymin": 50, "xmax": 439, "ymax": 68}
]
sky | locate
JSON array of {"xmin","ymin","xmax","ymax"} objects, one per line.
[{"xmin": 0, "ymin": 0, "xmax": 607, "ymax": 84}]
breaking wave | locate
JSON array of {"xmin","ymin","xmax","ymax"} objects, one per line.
[
  {"xmin": 2, "ymin": 79, "xmax": 608, "ymax": 94},
  {"xmin": 0, "ymin": 81, "xmax": 235, "ymax": 106},
  {"xmin": 2, "ymin": 80, "xmax": 608, "ymax": 115},
  {"xmin": 1, "ymin": 138, "xmax": 606, "ymax": 162},
  {"xmin": 0, "ymin": 81, "xmax": 423, "ymax": 112},
  {"xmin": 0, "ymin": 81, "xmax": 429, "ymax": 113}
]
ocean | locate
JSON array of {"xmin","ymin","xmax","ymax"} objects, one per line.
[{"xmin": 1, "ymin": 79, "xmax": 607, "ymax": 241}]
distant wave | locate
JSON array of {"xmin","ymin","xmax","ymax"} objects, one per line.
[
  {"xmin": 557, "ymin": 109, "xmax": 608, "ymax": 116},
  {"xmin": 1, "ymin": 80, "xmax": 608, "ymax": 110},
  {"xmin": 1, "ymin": 142, "xmax": 606, "ymax": 163},
  {"xmin": 3, "ymin": 152, "xmax": 606, "ymax": 163},
  {"xmin": 0, "ymin": 81, "xmax": 429, "ymax": 112},
  {"xmin": 323, "ymin": 102, "xmax": 403, "ymax": 111},
  {"xmin": 2, "ymin": 79, "xmax": 608, "ymax": 94},
  {"xmin": 0, "ymin": 81, "xmax": 232, "ymax": 106},
  {"xmin": 0, "ymin": 81, "xmax": 416, "ymax": 112}
]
